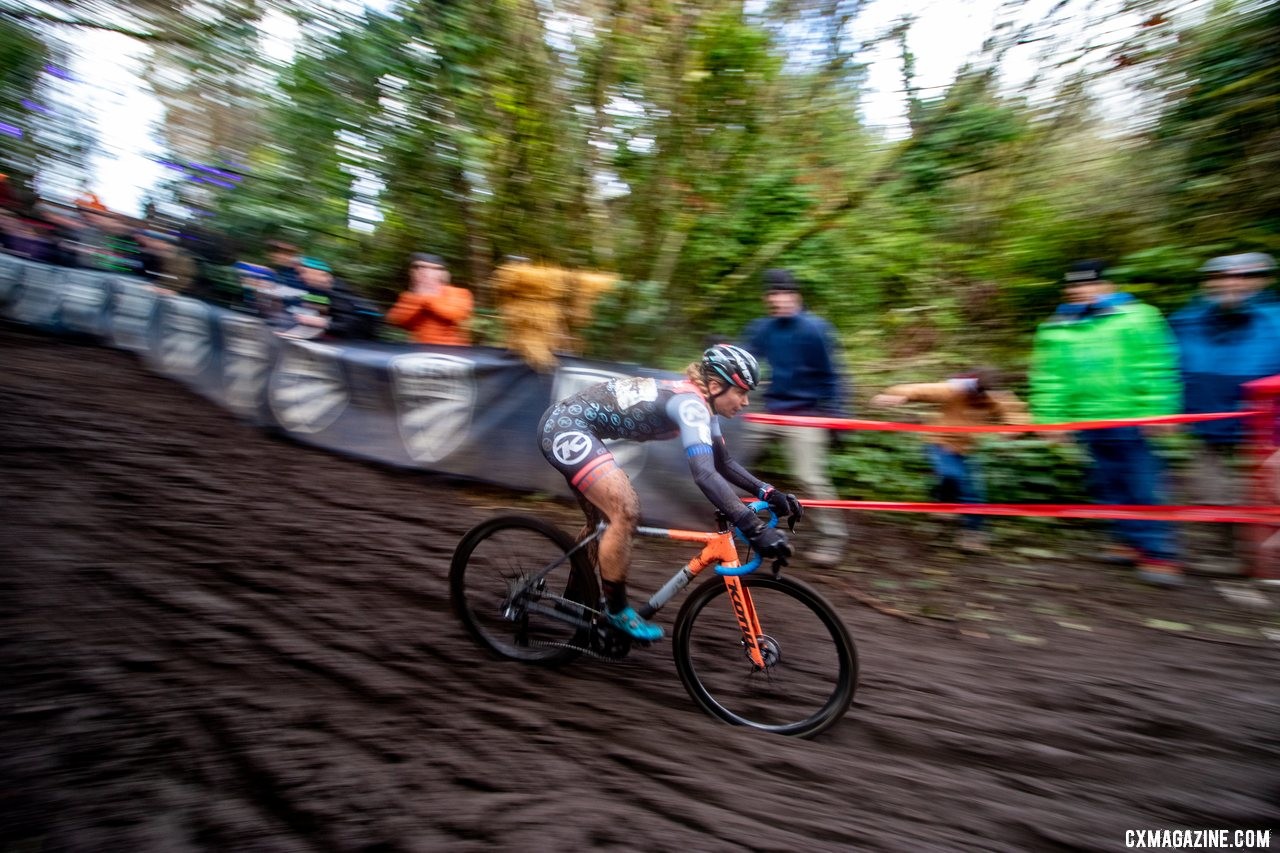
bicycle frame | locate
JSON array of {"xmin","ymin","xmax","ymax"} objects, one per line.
[
  {"xmin": 633, "ymin": 521, "xmax": 768, "ymax": 668},
  {"xmin": 506, "ymin": 502, "xmax": 776, "ymax": 669}
]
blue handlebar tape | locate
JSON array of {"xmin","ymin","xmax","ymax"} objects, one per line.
[{"xmin": 720, "ymin": 500, "xmax": 774, "ymax": 576}]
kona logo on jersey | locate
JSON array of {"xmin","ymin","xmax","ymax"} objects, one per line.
[
  {"xmin": 110, "ymin": 280, "xmax": 159, "ymax": 352},
  {"xmin": 553, "ymin": 366, "xmax": 648, "ymax": 476},
  {"xmin": 156, "ymin": 296, "xmax": 213, "ymax": 379},
  {"xmin": 269, "ymin": 340, "xmax": 349, "ymax": 434},
  {"xmin": 390, "ymin": 353, "xmax": 476, "ymax": 464},
  {"xmin": 552, "ymin": 431, "xmax": 594, "ymax": 466},
  {"xmin": 220, "ymin": 315, "xmax": 273, "ymax": 416},
  {"xmin": 678, "ymin": 397, "xmax": 713, "ymax": 446},
  {"xmin": 678, "ymin": 398, "xmax": 710, "ymax": 426},
  {"xmin": 59, "ymin": 270, "xmax": 110, "ymax": 334}
]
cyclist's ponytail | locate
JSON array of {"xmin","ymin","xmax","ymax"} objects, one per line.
[{"xmin": 684, "ymin": 362, "xmax": 711, "ymax": 399}]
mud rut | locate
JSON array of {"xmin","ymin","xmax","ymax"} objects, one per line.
[{"xmin": 1, "ymin": 326, "xmax": 1278, "ymax": 852}]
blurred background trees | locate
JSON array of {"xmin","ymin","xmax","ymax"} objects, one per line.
[{"xmin": 1, "ymin": 0, "xmax": 1277, "ymax": 369}]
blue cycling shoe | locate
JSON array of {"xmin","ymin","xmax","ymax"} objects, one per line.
[{"xmin": 606, "ymin": 606, "xmax": 664, "ymax": 642}]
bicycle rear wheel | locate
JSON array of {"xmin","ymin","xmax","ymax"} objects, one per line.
[
  {"xmin": 450, "ymin": 515, "xmax": 599, "ymax": 664},
  {"xmin": 672, "ymin": 574, "xmax": 857, "ymax": 738}
]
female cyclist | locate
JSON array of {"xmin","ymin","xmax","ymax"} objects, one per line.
[{"xmin": 538, "ymin": 344, "xmax": 803, "ymax": 641}]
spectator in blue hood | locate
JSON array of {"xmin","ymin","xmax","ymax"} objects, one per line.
[
  {"xmin": 741, "ymin": 268, "xmax": 851, "ymax": 568},
  {"xmin": 1171, "ymin": 251, "xmax": 1280, "ymax": 575}
]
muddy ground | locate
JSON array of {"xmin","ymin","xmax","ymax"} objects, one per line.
[{"xmin": 1, "ymin": 325, "xmax": 1278, "ymax": 852}]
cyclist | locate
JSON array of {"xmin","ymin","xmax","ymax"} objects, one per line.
[{"xmin": 538, "ymin": 344, "xmax": 803, "ymax": 641}]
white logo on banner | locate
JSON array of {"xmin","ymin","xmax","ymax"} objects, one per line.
[
  {"xmin": 268, "ymin": 340, "xmax": 349, "ymax": 434},
  {"xmin": 551, "ymin": 366, "xmax": 648, "ymax": 476},
  {"xmin": 6, "ymin": 265, "xmax": 62, "ymax": 325},
  {"xmin": 156, "ymin": 297, "xmax": 212, "ymax": 378},
  {"xmin": 110, "ymin": 280, "xmax": 158, "ymax": 352},
  {"xmin": 552, "ymin": 430, "xmax": 593, "ymax": 466},
  {"xmin": 390, "ymin": 353, "xmax": 477, "ymax": 463},
  {"xmin": 220, "ymin": 315, "xmax": 272, "ymax": 416},
  {"xmin": 59, "ymin": 272, "xmax": 109, "ymax": 333}
]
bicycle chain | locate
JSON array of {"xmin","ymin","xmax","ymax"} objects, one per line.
[{"xmin": 524, "ymin": 639, "xmax": 630, "ymax": 663}]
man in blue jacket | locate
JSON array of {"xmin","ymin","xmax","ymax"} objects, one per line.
[
  {"xmin": 742, "ymin": 269, "xmax": 850, "ymax": 568},
  {"xmin": 1172, "ymin": 252, "xmax": 1280, "ymax": 574}
]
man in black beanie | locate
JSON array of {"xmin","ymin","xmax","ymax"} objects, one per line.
[{"xmin": 741, "ymin": 268, "xmax": 851, "ymax": 568}]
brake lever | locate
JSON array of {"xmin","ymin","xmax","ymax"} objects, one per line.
[{"xmin": 771, "ymin": 557, "xmax": 786, "ymax": 577}]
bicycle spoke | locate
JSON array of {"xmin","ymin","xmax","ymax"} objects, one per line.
[{"xmin": 450, "ymin": 517, "xmax": 598, "ymax": 664}]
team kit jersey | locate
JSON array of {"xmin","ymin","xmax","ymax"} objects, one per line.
[{"xmin": 539, "ymin": 377, "xmax": 765, "ymax": 530}]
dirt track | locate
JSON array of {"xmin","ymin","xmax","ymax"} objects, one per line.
[{"xmin": 1, "ymin": 325, "xmax": 1278, "ymax": 852}]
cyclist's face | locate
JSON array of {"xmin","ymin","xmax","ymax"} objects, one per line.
[{"xmin": 711, "ymin": 383, "xmax": 750, "ymax": 418}]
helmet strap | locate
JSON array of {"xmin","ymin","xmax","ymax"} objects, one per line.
[{"xmin": 702, "ymin": 365, "xmax": 730, "ymax": 408}]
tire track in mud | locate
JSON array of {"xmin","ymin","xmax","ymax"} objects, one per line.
[{"xmin": 2, "ymin": 326, "xmax": 1279, "ymax": 851}]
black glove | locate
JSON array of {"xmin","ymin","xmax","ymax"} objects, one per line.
[
  {"xmin": 747, "ymin": 525, "xmax": 792, "ymax": 564},
  {"xmin": 762, "ymin": 487, "xmax": 804, "ymax": 531}
]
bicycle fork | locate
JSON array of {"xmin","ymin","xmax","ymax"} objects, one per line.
[{"xmin": 723, "ymin": 576, "xmax": 767, "ymax": 669}]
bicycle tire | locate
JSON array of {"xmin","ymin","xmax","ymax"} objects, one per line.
[
  {"xmin": 672, "ymin": 574, "xmax": 857, "ymax": 738},
  {"xmin": 450, "ymin": 515, "xmax": 599, "ymax": 665}
]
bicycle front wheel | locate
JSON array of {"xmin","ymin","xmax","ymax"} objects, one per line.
[
  {"xmin": 672, "ymin": 574, "xmax": 857, "ymax": 738},
  {"xmin": 450, "ymin": 515, "xmax": 599, "ymax": 665}
]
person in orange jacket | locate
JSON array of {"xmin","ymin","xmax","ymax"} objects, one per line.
[{"xmin": 386, "ymin": 252, "xmax": 473, "ymax": 346}]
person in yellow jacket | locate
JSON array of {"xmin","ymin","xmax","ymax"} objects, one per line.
[
  {"xmin": 386, "ymin": 253, "xmax": 473, "ymax": 346},
  {"xmin": 871, "ymin": 369, "xmax": 1029, "ymax": 552}
]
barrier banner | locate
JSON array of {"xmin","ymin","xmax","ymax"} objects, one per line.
[
  {"xmin": 4, "ymin": 261, "xmax": 65, "ymax": 329},
  {"xmin": 218, "ymin": 313, "xmax": 278, "ymax": 421},
  {"xmin": 59, "ymin": 269, "xmax": 116, "ymax": 337},
  {"xmin": 256, "ymin": 339, "xmax": 735, "ymax": 527},
  {"xmin": 0, "ymin": 252, "xmax": 27, "ymax": 305},
  {"xmin": 110, "ymin": 277, "xmax": 161, "ymax": 353},
  {"xmin": 147, "ymin": 295, "xmax": 221, "ymax": 394}
]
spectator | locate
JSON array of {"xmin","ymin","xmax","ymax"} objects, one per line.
[
  {"xmin": 295, "ymin": 257, "xmax": 380, "ymax": 341},
  {"xmin": 871, "ymin": 368, "xmax": 1030, "ymax": 553},
  {"xmin": 235, "ymin": 261, "xmax": 303, "ymax": 329},
  {"xmin": 137, "ymin": 229, "xmax": 197, "ymax": 295},
  {"xmin": 32, "ymin": 202, "xmax": 86, "ymax": 267},
  {"xmin": 386, "ymin": 252, "xmax": 473, "ymax": 346},
  {"xmin": 0, "ymin": 174, "xmax": 19, "ymax": 213},
  {"xmin": 741, "ymin": 268, "xmax": 850, "ymax": 568},
  {"xmin": 77, "ymin": 210, "xmax": 143, "ymax": 274},
  {"xmin": 74, "ymin": 186, "xmax": 108, "ymax": 213},
  {"xmin": 0, "ymin": 211, "xmax": 57, "ymax": 263},
  {"xmin": 266, "ymin": 239, "xmax": 306, "ymax": 292},
  {"xmin": 1029, "ymin": 259, "xmax": 1182, "ymax": 587},
  {"xmin": 1171, "ymin": 252, "xmax": 1280, "ymax": 575}
]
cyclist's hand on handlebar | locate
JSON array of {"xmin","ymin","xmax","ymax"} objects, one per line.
[
  {"xmin": 748, "ymin": 525, "xmax": 792, "ymax": 565},
  {"xmin": 761, "ymin": 487, "xmax": 804, "ymax": 532}
]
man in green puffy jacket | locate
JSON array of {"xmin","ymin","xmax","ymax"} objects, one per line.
[{"xmin": 1029, "ymin": 259, "xmax": 1183, "ymax": 587}]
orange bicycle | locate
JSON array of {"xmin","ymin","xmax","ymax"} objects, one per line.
[{"xmin": 449, "ymin": 501, "xmax": 857, "ymax": 738}]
